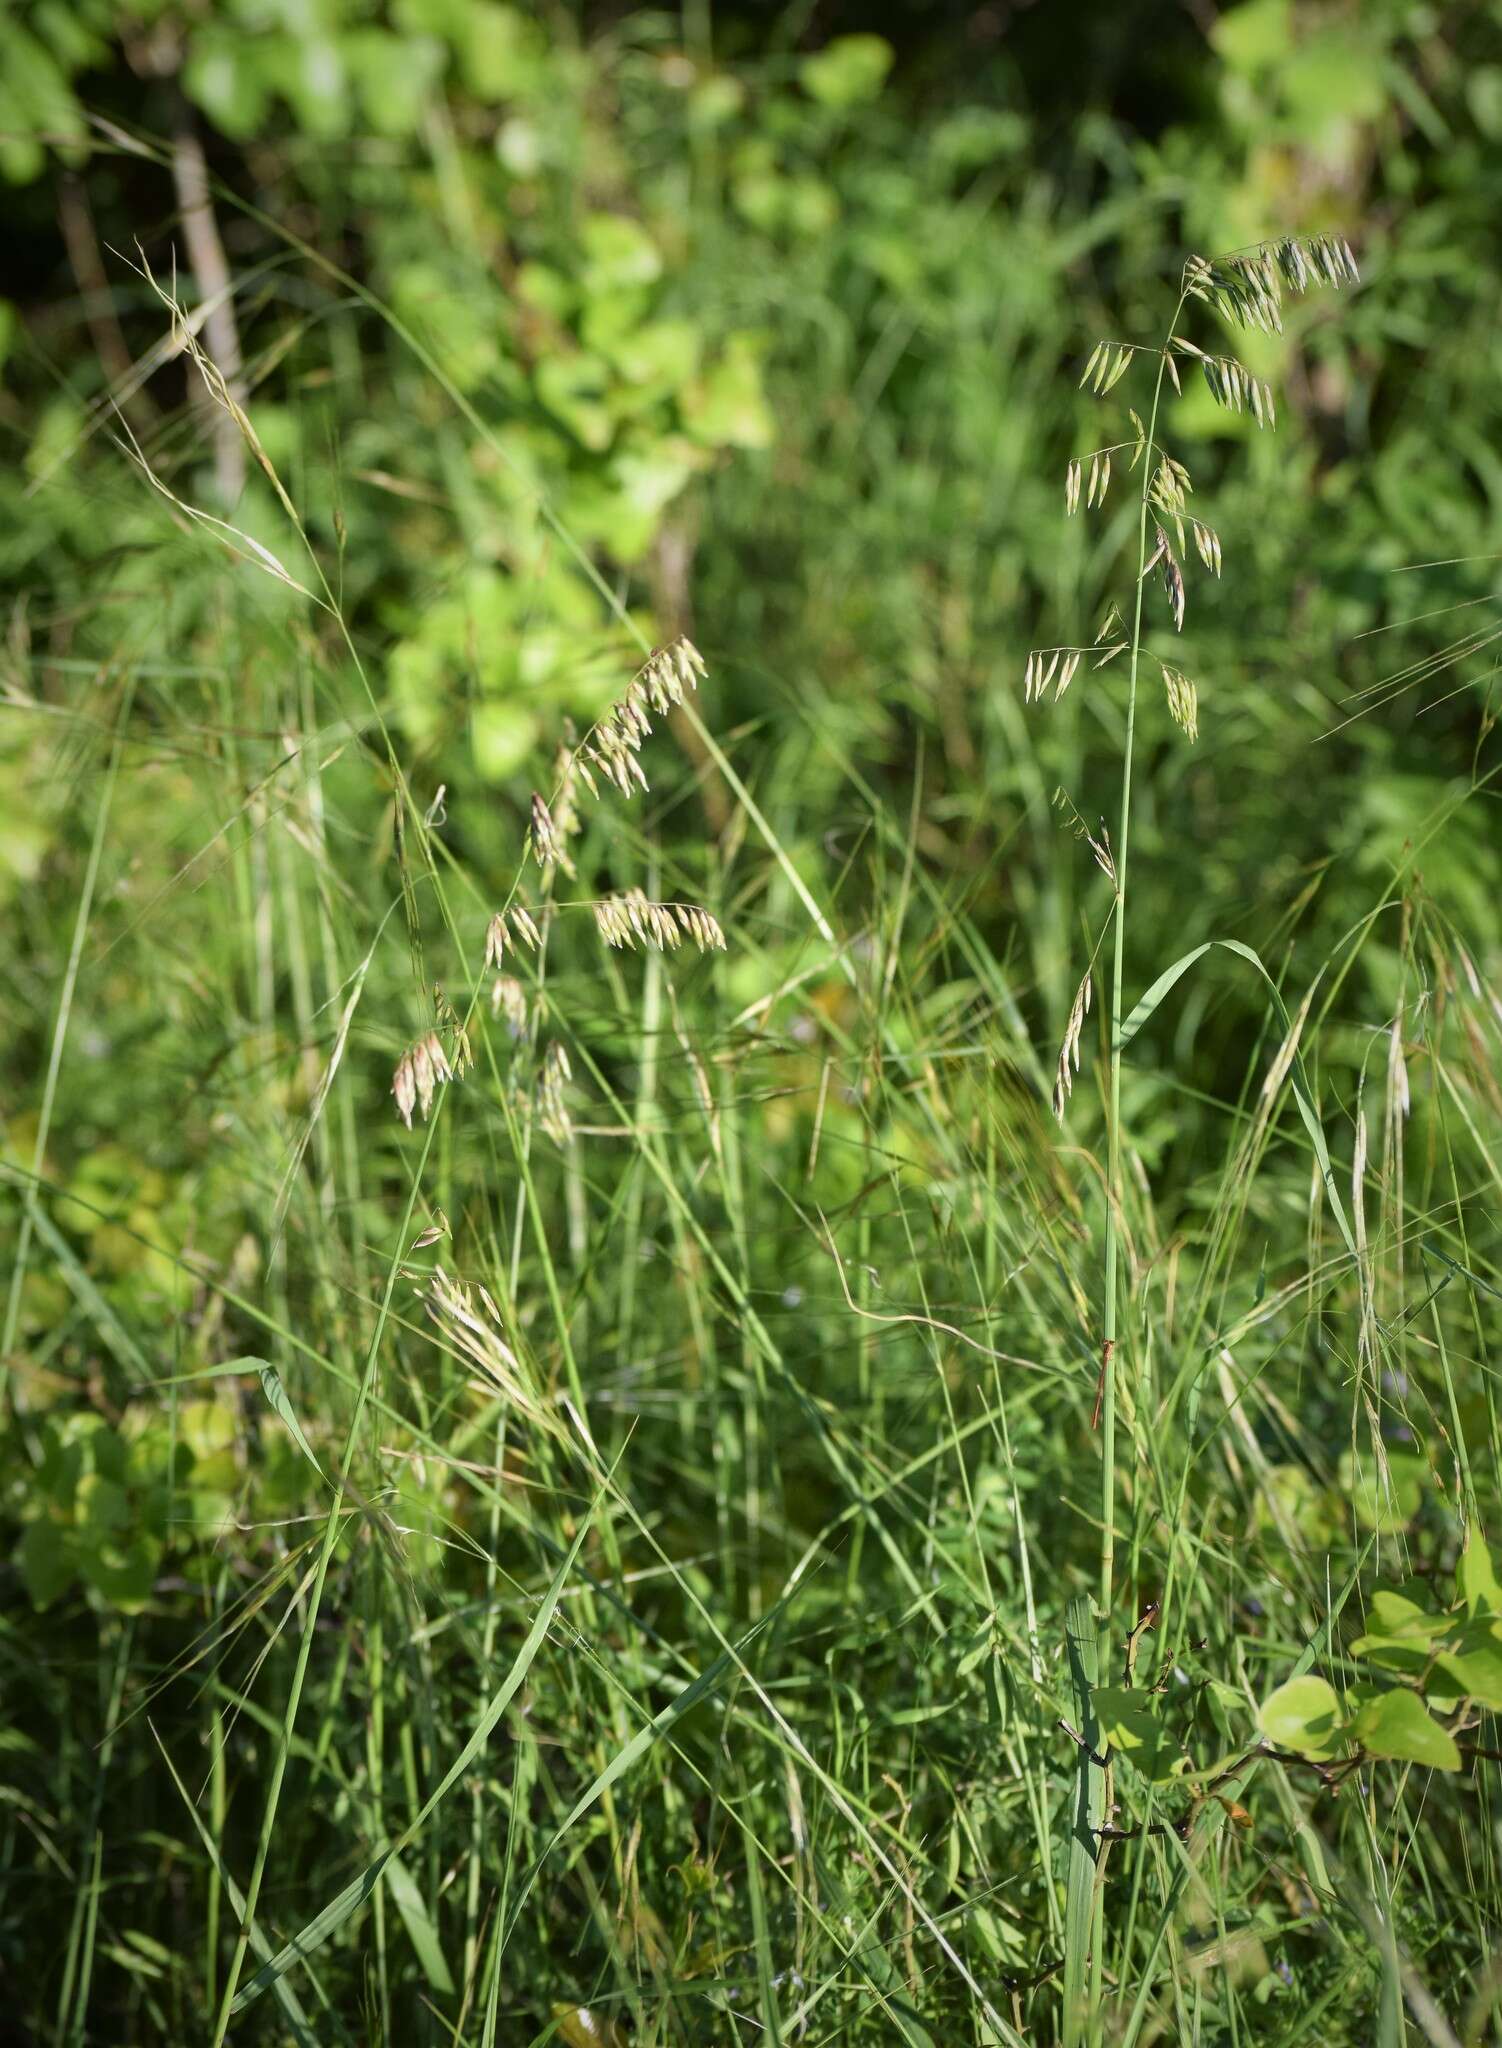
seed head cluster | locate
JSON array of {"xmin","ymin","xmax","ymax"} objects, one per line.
[
  {"xmin": 529, "ymin": 638, "xmax": 706, "ymax": 865},
  {"xmin": 592, "ymin": 889, "xmax": 727, "ymax": 956}
]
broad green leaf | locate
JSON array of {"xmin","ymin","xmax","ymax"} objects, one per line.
[
  {"xmin": 1352, "ymin": 1585, "xmax": 1450, "ymax": 1670},
  {"xmin": 184, "ymin": 31, "xmax": 273, "ymax": 137},
  {"xmin": 1211, "ymin": 0, "xmax": 1292, "ymax": 72},
  {"xmin": 76, "ymin": 1472, "xmax": 129, "ymax": 1542},
  {"xmin": 799, "ymin": 34, "xmax": 893, "ymax": 109},
  {"xmin": 1349, "ymin": 1688, "xmax": 1460, "ymax": 1772},
  {"xmin": 455, "ymin": 0, "xmax": 545, "ymax": 102},
  {"xmin": 535, "ymin": 354, "xmax": 613, "ymax": 452},
  {"xmin": 1365, "ymin": 1587, "xmax": 1448, "ymax": 1638},
  {"xmin": 1258, "ymin": 1675, "xmax": 1345, "ymax": 1759},
  {"xmin": 580, "ymin": 213, "xmax": 662, "ymax": 295},
  {"xmin": 1459, "ymin": 1528, "xmax": 1502, "ymax": 1616},
  {"xmin": 681, "ymin": 336, "xmax": 773, "ymax": 450},
  {"xmin": 1434, "ymin": 1621, "xmax": 1502, "ymax": 1711},
  {"xmin": 1092, "ymin": 1685, "xmax": 1185, "ymax": 1782},
  {"xmin": 16, "ymin": 1517, "xmax": 78, "ymax": 1609},
  {"xmin": 81, "ymin": 1531, "xmax": 161, "ymax": 1612},
  {"xmin": 345, "ymin": 28, "xmax": 445, "ymax": 137},
  {"xmin": 471, "ymin": 701, "xmax": 539, "ymax": 782},
  {"xmin": 1252, "ymin": 1462, "xmax": 1337, "ymax": 1548}
]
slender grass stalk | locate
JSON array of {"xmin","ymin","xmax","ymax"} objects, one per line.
[{"xmin": 1100, "ymin": 289, "xmax": 1187, "ymax": 1638}]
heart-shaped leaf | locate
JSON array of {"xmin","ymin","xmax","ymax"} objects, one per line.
[
  {"xmin": 1349, "ymin": 1688, "xmax": 1460, "ymax": 1772},
  {"xmin": 1259, "ymin": 1675, "xmax": 1346, "ymax": 1759}
]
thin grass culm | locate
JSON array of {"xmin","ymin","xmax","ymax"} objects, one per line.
[{"xmin": 1039, "ymin": 232, "xmax": 1360, "ymax": 2037}]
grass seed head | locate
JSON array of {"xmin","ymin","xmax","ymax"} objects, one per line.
[
  {"xmin": 538, "ymin": 1041, "xmax": 574, "ymax": 1147},
  {"xmin": 1053, "ymin": 971, "xmax": 1093, "ymax": 1122},
  {"xmin": 491, "ymin": 974, "xmax": 527, "ymax": 1036}
]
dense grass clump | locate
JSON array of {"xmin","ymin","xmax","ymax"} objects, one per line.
[{"xmin": 5, "ymin": 8, "xmax": 1502, "ymax": 2044}]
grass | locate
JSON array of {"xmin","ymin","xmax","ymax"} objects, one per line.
[{"xmin": 5, "ymin": 92, "xmax": 1502, "ymax": 2048}]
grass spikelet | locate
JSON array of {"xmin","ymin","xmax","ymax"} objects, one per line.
[
  {"xmin": 1053, "ymin": 970, "xmax": 1093, "ymax": 1121},
  {"xmin": 1161, "ymin": 664, "xmax": 1199, "ymax": 741},
  {"xmin": 392, "ymin": 1031, "xmax": 455, "ymax": 1128},
  {"xmin": 1154, "ymin": 528, "xmax": 1186, "ymax": 631},
  {"xmin": 484, "ymin": 904, "xmax": 542, "ymax": 969},
  {"xmin": 538, "ymin": 1041, "xmax": 573, "ymax": 1147},
  {"xmin": 529, "ymin": 793, "xmax": 570, "ymax": 873},
  {"xmin": 490, "ymin": 975, "xmax": 527, "ymax": 1036},
  {"xmin": 424, "ymin": 1267, "xmax": 551, "ymax": 1432}
]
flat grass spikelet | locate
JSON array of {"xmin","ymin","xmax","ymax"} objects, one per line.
[
  {"xmin": 1053, "ymin": 971, "xmax": 1093, "ymax": 1122},
  {"xmin": 392, "ymin": 1031, "xmax": 456, "ymax": 1128},
  {"xmin": 484, "ymin": 904, "xmax": 543, "ymax": 970},
  {"xmin": 538, "ymin": 1041, "xmax": 574, "ymax": 1147},
  {"xmin": 491, "ymin": 974, "xmax": 528, "ymax": 1036}
]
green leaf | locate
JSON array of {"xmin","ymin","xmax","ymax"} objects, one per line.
[
  {"xmin": 251, "ymin": 1361, "xmax": 326, "ymax": 1483},
  {"xmin": 1092, "ymin": 1685, "xmax": 1185, "ymax": 1782},
  {"xmin": 454, "ymin": 1, "xmax": 545, "ymax": 103},
  {"xmin": 1434, "ymin": 1621, "xmax": 1502, "ymax": 1711},
  {"xmin": 799, "ymin": 34, "xmax": 893, "ymax": 109},
  {"xmin": 579, "ymin": 213, "xmax": 662, "ymax": 296},
  {"xmin": 344, "ymin": 29, "xmax": 445, "ymax": 137},
  {"xmin": 16, "ymin": 1517, "xmax": 78, "ymax": 1609},
  {"xmin": 75, "ymin": 1472, "xmax": 129, "ymax": 1543},
  {"xmin": 1211, "ymin": 0, "xmax": 1292, "ymax": 73},
  {"xmin": 1351, "ymin": 1585, "xmax": 1450, "ymax": 1671},
  {"xmin": 0, "ymin": 20, "xmax": 85, "ymax": 179},
  {"xmin": 81, "ymin": 1531, "xmax": 161, "ymax": 1613},
  {"xmin": 384, "ymin": 1852, "xmax": 454, "ymax": 1995},
  {"xmin": 534, "ymin": 353, "xmax": 613, "ymax": 451},
  {"xmin": 184, "ymin": 31, "xmax": 273, "ymax": 138},
  {"xmin": 681, "ymin": 335, "xmax": 773, "ymax": 451},
  {"xmin": 1459, "ymin": 1527, "xmax": 1502, "ymax": 1616},
  {"xmin": 470, "ymin": 700, "xmax": 539, "ymax": 782},
  {"xmin": 1349, "ymin": 1689, "xmax": 1460, "ymax": 1772},
  {"xmin": 178, "ymin": 1398, "xmax": 238, "ymax": 1491},
  {"xmin": 1365, "ymin": 1587, "xmax": 1448, "ymax": 1639},
  {"xmin": 1258, "ymin": 1675, "xmax": 1345, "ymax": 1759}
]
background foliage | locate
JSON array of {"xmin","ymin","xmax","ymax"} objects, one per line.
[{"xmin": 3, "ymin": 1, "xmax": 1502, "ymax": 2041}]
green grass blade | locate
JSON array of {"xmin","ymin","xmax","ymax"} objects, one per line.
[{"xmin": 229, "ymin": 1503, "xmax": 597, "ymax": 2016}]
